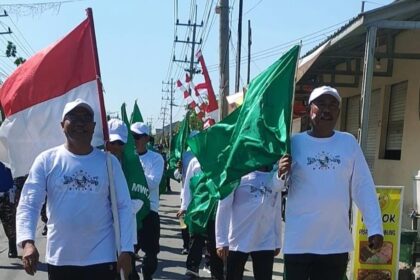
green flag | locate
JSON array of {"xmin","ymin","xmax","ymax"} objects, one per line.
[
  {"xmin": 121, "ymin": 103, "xmax": 150, "ymax": 229},
  {"xmin": 168, "ymin": 111, "xmax": 191, "ymax": 180},
  {"xmin": 130, "ymin": 100, "xmax": 144, "ymax": 123},
  {"xmin": 184, "ymin": 172, "xmax": 219, "ymax": 235},
  {"xmin": 188, "ymin": 45, "xmax": 299, "ymax": 198},
  {"xmin": 185, "ymin": 46, "xmax": 299, "ymax": 232}
]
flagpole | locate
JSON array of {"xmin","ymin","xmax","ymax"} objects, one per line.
[
  {"xmin": 86, "ymin": 7, "xmax": 109, "ymax": 141},
  {"xmin": 86, "ymin": 8, "xmax": 125, "ymax": 279}
]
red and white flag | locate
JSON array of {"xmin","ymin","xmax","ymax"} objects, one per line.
[
  {"xmin": 195, "ymin": 50, "xmax": 219, "ymax": 128},
  {"xmin": 185, "ymin": 73, "xmax": 206, "ymax": 114},
  {"xmin": 0, "ymin": 11, "xmax": 106, "ymax": 177},
  {"xmin": 176, "ymin": 79, "xmax": 204, "ymax": 119}
]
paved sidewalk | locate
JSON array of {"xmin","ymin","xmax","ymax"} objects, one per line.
[{"xmin": 0, "ymin": 179, "xmax": 284, "ymax": 279}]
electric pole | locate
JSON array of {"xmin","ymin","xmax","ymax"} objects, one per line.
[
  {"xmin": 147, "ymin": 117, "xmax": 153, "ymax": 135},
  {"xmin": 173, "ymin": 5, "xmax": 203, "ymax": 81},
  {"xmin": 235, "ymin": 0, "xmax": 243, "ymax": 93},
  {"xmin": 162, "ymin": 79, "xmax": 176, "ymax": 151},
  {"xmin": 217, "ymin": 0, "xmax": 230, "ymax": 119},
  {"xmin": 160, "ymin": 107, "xmax": 168, "ymax": 146}
]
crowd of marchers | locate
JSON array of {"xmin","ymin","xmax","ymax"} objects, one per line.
[{"xmin": 0, "ymin": 85, "xmax": 384, "ymax": 280}]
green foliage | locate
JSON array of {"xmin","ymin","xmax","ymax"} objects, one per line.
[
  {"xmin": 5, "ymin": 41, "xmax": 26, "ymax": 67},
  {"xmin": 6, "ymin": 41, "xmax": 16, "ymax": 57},
  {"xmin": 189, "ymin": 110, "xmax": 203, "ymax": 131},
  {"xmin": 14, "ymin": 57, "xmax": 26, "ymax": 66}
]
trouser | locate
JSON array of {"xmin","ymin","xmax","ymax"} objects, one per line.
[
  {"xmin": 13, "ymin": 176, "xmax": 27, "ymax": 205},
  {"xmin": 284, "ymin": 253, "xmax": 349, "ymax": 280},
  {"xmin": 47, "ymin": 262, "xmax": 117, "ymax": 280},
  {"xmin": 128, "ymin": 252, "xmax": 139, "ymax": 280},
  {"xmin": 181, "ymin": 227, "xmax": 190, "ymax": 250},
  {"xmin": 136, "ymin": 211, "xmax": 160, "ymax": 280},
  {"xmin": 226, "ymin": 250, "xmax": 275, "ymax": 280},
  {"xmin": 186, "ymin": 220, "xmax": 224, "ymax": 279},
  {"xmin": 0, "ymin": 194, "xmax": 16, "ymax": 242},
  {"xmin": 41, "ymin": 199, "xmax": 48, "ymax": 223}
]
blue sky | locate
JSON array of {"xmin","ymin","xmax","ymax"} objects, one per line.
[{"xmin": 0, "ymin": 0, "xmax": 393, "ymax": 131}]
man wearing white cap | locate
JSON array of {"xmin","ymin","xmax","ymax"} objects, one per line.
[
  {"xmin": 279, "ymin": 86, "xmax": 383, "ymax": 280},
  {"xmin": 130, "ymin": 122, "xmax": 164, "ymax": 280},
  {"xmin": 16, "ymin": 99, "xmax": 134, "ymax": 280},
  {"xmin": 107, "ymin": 118, "xmax": 128, "ymax": 160}
]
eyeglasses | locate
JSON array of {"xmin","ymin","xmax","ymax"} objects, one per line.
[
  {"xmin": 311, "ymin": 101, "xmax": 340, "ymax": 111},
  {"xmin": 109, "ymin": 140, "xmax": 125, "ymax": 146},
  {"xmin": 64, "ymin": 114, "xmax": 94, "ymax": 123},
  {"xmin": 132, "ymin": 133, "xmax": 147, "ymax": 140}
]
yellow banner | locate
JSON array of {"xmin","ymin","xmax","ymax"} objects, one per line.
[{"xmin": 351, "ymin": 186, "xmax": 403, "ymax": 280}]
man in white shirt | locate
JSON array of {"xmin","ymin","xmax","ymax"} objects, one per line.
[
  {"xmin": 16, "ymin": 99, "xmax": 134, "ymax": 280},
  {"xmin": 174, "ymin": 130, "xmax": 199, "ymax": 255},
  {"xmin": 177, "ymin": 157, "xmax": 224, "ymax": 280},
  {"xmin": 279, "ymin": 86, "xmax": 384, "ymax": 280},
  {"xmin": 215, "ymin": 167, "xmax": 282, "ymax": 280},
  {"xmin": 130, "ymin": 122, "xmax": 164, "ymax": 280},
  {"xmin": 107, "ymin": 118, "xmax": 142, "ymax": 280}
]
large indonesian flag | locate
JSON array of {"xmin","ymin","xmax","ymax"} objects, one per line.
[{"xmin": 0, "ymin": 14, "xmax": 105, "ymax": 177}]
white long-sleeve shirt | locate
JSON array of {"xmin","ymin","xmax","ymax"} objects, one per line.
[
  {"xmin": 180, "ymin": 157, "xmax": 201, "ymax": 211},
  {"xmin": 16, "ymin": 145, "xmax": 134, "ymax": 266},
  {"xmin": 216, "ymin": 171, "xmax": 282, "ymax": 253},
  {"xmin": 283, "ymin": 131, "xmax": 383, "ymax": 254},
  {"xmin": 138, "ymin": 150, "xmax": 164, "ymax": 212}
]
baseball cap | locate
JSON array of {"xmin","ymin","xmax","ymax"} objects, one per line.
[
  {"xmin": 308, "ymin": 86, "xmax": 341, "ymax": 105},
  {"xmin": 108, "ymin": 119, "xmax": 128, "ymax": 143},
  {"xmin": 130, "ymin": 122, "xmax": 150, "ymax": 136},
  {"xmin": 62, "ymin": 99, "xmax": 94, "ymax": 121}
]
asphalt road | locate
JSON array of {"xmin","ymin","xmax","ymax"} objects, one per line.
[{"xmin": 0, "ymin": 179, "xmax": 284, "ymax": 279}]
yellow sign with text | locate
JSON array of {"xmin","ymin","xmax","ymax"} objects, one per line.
[{"xmin": 352, "ymin": 186, "xmax": 403, "ymax": 280}]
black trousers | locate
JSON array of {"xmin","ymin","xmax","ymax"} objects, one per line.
[
  {"xmin": 47, "ymin": 262, "xmax": 117, "ymax": 280},
  {"xmin": 284, "ymin": 253, "xmax": 348, "ymax": 280},
  {"xmin": 136, "ymin": 211, "xmax": 160, "ymax": 280},
  {"xmin": 181, "ymin": 227, "xmax": 190, "ymax": 250},
  {"xmin": 227, "ymin": 250, "xmax": 275, "ymax": 280},
  {"xmin": 187, "ymin": 220, "xmax": 224, "ymax": 279},
  {"xmin": 0, "ymin": 195, "xmax": 16, "ymax": 242}
]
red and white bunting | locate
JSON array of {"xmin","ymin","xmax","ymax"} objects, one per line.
[{"xmin": 176, "ymin": 79, "xmax": 203, "ymax": 118}]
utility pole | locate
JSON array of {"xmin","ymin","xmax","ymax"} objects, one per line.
[
  {"xmin": 173, "ymin": 5, "xmax": 203, "ymax": 81},
  {"xmin": 0, "ymin": 11, "xmax": 12, "ymax": 35},
  {"xmin": 147, "ymin": 117, "xmax": 153, "ymax": 135},
  {"xmin": 247, "ymin": 20, "xmax": 252, "ymax": 85},
  {"xmin": 235, "ymin": 0, "xmax": 243, "ymax": 93},
  {"xmin": 160, "ymin": 107, "xmax": 168, "ymax": 146},
  {"xmin": 217, "ymin": 0, "xmax": 230, "ymax": 119},
  {"xmin": 162, "ymin": 79, "xmax": 176, "ymax": 151}
]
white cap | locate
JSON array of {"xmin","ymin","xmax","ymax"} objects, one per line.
[
  {"xmin": 108, "ymin": 119, "xmax": 128, "ymax": 143},
  {"xmin": 130, "ymin": 122, "xmax": 150, "ymax": 135},
  {"xmin": 62, "ymin": 98, "xmax": 94, "ymax": 121},
  {"xmin": 308, "ymin": 86, "xmax": 341, "ymax": 105}
]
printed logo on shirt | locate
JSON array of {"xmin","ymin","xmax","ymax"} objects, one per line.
[
  {"xmin": 63, "ymin": 170, "xmax": 100, "ymax": 192},
  {"xmin": 307, "ymin": 151, "xmax": 341, "ymax": 170},
  {"xmin": 250, "ymin": 185, "xmax": 272, "ymax": 197}
]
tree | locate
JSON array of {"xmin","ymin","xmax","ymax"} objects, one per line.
[{"xmin": 6, "ymin": 41, "xmax": 26, "ymax": 66}]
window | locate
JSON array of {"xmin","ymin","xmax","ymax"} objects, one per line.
[
  {"xmin": 342, "ymin": 91, "xmax": 380, "ymax": 172},
  {"xmin": 343, "ymin": 95, "xmax": 360, "ymax": 139},
  {"xmin": 383, "ymin": 81, "xmax": 407, "ymax": 160}
]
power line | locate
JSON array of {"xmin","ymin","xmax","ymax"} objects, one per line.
[
  {"xmin": 205, "ymin": 18, "xmax": 352, "ymax": 72},
  {"xmin": 6, "ymin": 10, "xmax": 35, "ymax": 54}
]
